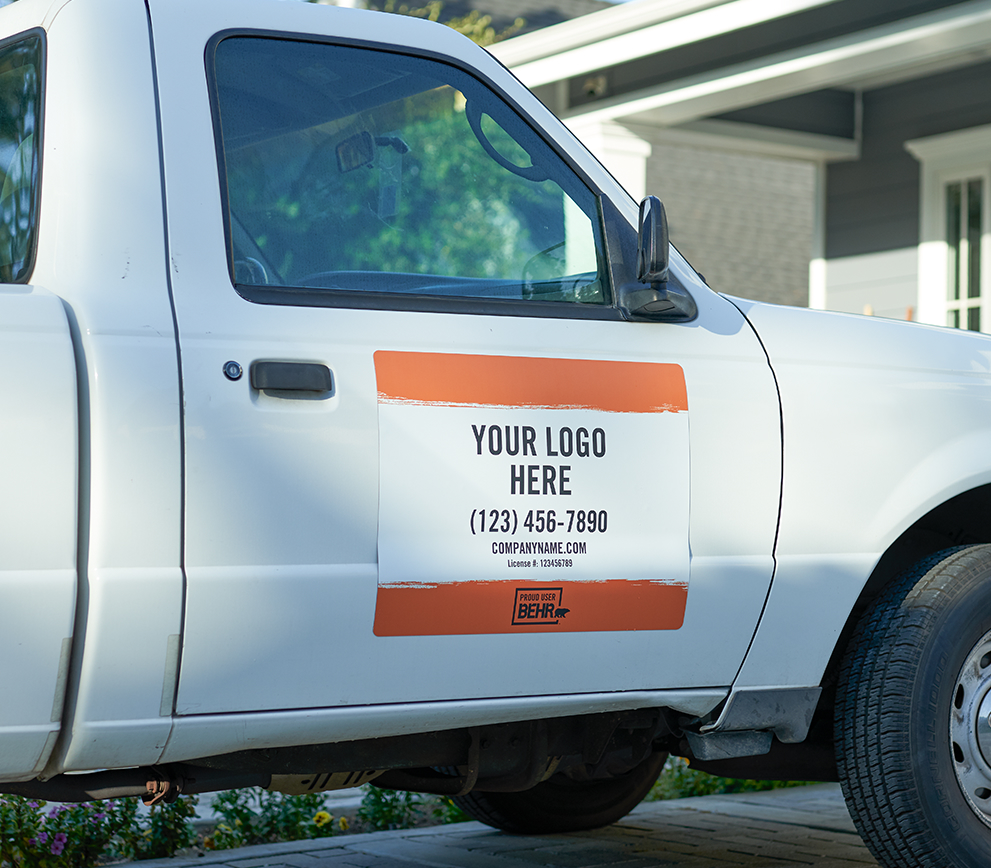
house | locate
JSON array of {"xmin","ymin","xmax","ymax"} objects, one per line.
[{"xmin": 490, "ymin": 0, "xmax": 991, "ymax": 328}]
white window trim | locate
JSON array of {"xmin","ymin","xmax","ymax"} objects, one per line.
[{"xmin": 906, "ymin": 125, "xmax": 991, "ymax": 331}]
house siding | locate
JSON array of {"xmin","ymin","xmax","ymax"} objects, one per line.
[
  {"xmin": 821, "ymin": 248, "xmax": 918, "ymax": 320},
  {"xmin": 827, "ymin": 59, "xmax": 991, "ymax": 260},
  {"xmin": 823, "ymin": 59, "xmax": 991, "ymax": 319},
  {"xmin": 637, "ymin": 129, "xmax": 815, "ymax": 307}
]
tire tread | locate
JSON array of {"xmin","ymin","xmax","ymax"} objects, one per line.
[{"xmin": 835, "ymin": 545, "xmax": 989, "ymax": 868}]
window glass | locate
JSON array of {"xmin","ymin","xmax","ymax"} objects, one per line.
[
  {"xmin": 213, "ymin": 37, "xmax": 607, "ymax": 305},
  {"xmin": 945, "ymin": 176, "xmax": 984, "ymax": 331},
  {"xmin": 0, "ymin": 35, "xmax": 41, "ymax": 283}
]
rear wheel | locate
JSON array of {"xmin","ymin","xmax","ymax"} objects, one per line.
[
  {"xmin": 452, "ymin": 750, "xmax": 665, "ymax": 834},
  {"xmin": 835, "ymin": 545, "xmax": 991, "ymax": 868}
]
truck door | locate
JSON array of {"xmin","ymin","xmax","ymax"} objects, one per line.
[{"xmin": 153, "ymin": 18, "xmax": 781, "ymax": 718}]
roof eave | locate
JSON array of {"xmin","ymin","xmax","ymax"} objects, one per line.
[{"xmin": 552, "ymin": 0, "xmax": 991, "ymax": 127}]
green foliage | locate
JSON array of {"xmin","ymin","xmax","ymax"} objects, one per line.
[
  {"xmin": 357, "ymin": 787, "xmax": 422, "ymax": 831},
  {"xmin": 119, "ymin": 795, "xmax": 198, "ymax": 861},
  {"xmin": 0, "ymin": 784, "xmax": 465, "ymax": 864},
  {"xmin": 0, "ymin": 795, "xmax": 196, "ymax": 866},
  {"xmin": 223, "ymin": 15, "xmax": 604, "ymax": 305},
  {"xmin": 429, "ymin": 796, "xmax": 470, "ymax": 825},
  {"xmin": 0, "ymin": 764, "xmax": 811, "ymax": 867},
  {"xmin": 357, "ymin": 786, "xmax": 470, "ymax": 831},
  {"xmin": 646, "ymin": 756, "xmax": 811, "ymax": 801},
  {"xmin": 203, "ymin": 788, "xmax": 338, "ymax": 851},
  {"xmin": 372, "ymin": 1, "xmax": 524, "ymax": 46},
  {"xmin": 307, "ymin": 1, "xmax": 524, "ymax": 46},
  {"xmin": 230, "ymin": 90, "xmax": 576, "ymax": 289}
]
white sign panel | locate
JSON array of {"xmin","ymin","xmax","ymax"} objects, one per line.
[{"xmin": 373, "ymin": 352, "xmax": 689, "ymax": 636}]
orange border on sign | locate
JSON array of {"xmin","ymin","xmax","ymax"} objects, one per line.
[
  {"xmin": 373, "ymin": 579, "xmax": 688, "ymax": 636},
  {"xmin": 374, "ymin": 352, "xmax": 687, "ymax": 414}
]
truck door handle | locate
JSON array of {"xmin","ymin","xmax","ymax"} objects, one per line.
[{"xmin": 249, "ymin": 361, "xmax": 333, "ymax": 392}]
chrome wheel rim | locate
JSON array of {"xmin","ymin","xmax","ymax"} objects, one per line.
[{"xmin": 950, "ymin": 628, "xmax": 991, "ymax": 828}]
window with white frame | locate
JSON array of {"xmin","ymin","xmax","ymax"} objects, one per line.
[
  {"xmin": 944, "ymin": 175, "xmax": 986, "ymax": 330},
  {"xmin": 906, "ymin": 127, "xmax": 991, "ymax": 332}
]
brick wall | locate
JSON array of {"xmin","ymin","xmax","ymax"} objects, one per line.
[{"xmin": 636, "ymin": 132, "xmax": 816, "ymax": 307}]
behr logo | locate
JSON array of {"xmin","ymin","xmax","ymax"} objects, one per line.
[{"xmin": 512, "ymin": 587, "xmax": 569, "ymax": 626}]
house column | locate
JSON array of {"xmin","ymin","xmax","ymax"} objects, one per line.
[
  {"xmin": 564, "ymin": 119, "xmax": 651, "ymax": 201},
  {"xmin": 808, "ymin": 161, "xmax": 827, "ymax": 309}
]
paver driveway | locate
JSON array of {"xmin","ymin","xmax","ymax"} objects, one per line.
[{"xmin": 129, "ymin": 783, "xmax": 878, "ymax": 868}]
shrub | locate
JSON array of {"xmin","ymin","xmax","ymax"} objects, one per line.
[
  {"xmin": 356, "ymin": 786, "xmax": 471, "ymax": 831},
  {"xmin": 646, "ymin": 756, "xmax": 809, "ymax": 801},
  {"xmin": 117, "ymin": 796, "xmax": 198, "ymax": 861},
  {"xmin": 0, "ymin": 794, "xmax": 196, "ymax": 866},
  {"xmin": 203, "ymin": 789, "xmax": 340, "ymax": 851},
  {"xmin": 356, "ymin": 787, "xmax": 422, "ymax": 832}
]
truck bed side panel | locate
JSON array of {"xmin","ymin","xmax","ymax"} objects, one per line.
[{"xmin": 0, "ymin": 285, "xmax": 77, "ymax": 781}]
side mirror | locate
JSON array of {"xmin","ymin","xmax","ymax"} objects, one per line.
[
  {"xmin": 620, "ymin": 196, "xmax": 697, "ymax": 321},
  {"xmin": 637, "ymin": 195, "xmax": 669, "ymax": 284}
]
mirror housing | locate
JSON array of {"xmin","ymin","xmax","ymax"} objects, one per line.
[
  {"xmin": 637, "ymin": 195, "xmax": 669, "ymax": 284},
  {"xmin": 620, "ymin": 196, "xmax": 697, "ymax": 322}
]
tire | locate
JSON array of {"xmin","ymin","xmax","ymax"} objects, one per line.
[
  {"xmin": 835, "ymin": 545, "xmax": 991, "ymax": 868},
  {"xmin": 452, "ymin": 750, "xmax": 666, "ymax": 834}
]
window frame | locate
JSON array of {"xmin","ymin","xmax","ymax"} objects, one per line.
[
  {"xmin": 907, "ymin": 125, "xmax": 991, "ymax": 332},
  {"xmin": 0, "ymin": 27, "xmax": 45, "ymax": 285},
  {"xmin": 942, "ymin": 171, "xmax": 989, "ymax": 331},
  {"xmin": 205, "ymin": 29, "xmax": 626, "ymax": 322}
]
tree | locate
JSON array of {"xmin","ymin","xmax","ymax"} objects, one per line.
[{"xmin": 306, "ymin": 0, "xmax": 524, "ymax": 45}]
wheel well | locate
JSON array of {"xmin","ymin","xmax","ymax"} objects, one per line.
[
  {"xmin": 819, "ymin": 482, "xmax": 991, "ymax": 710},
  {"xmin": 693, "ymin": 486, "xmax": 991, "ymax": 784}
]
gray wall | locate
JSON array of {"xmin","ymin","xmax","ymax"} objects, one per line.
[
  {"xmin": 827, "ymin": 60, "xmax": 991, "ymax": 259},
  {"xmin": 637, "ymin": 132, "xmax": 815, "ymax": 307}
]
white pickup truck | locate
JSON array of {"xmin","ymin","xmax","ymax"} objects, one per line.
[{"xmin": 0, "ymin": 0, "xmax": 989, "ymax": 865}]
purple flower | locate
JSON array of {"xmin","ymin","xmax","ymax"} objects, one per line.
[
  {"xmin": 37, "ymin": 831, "xmax": 48, "ymax": 844},
  {"xmin": 27, "ymin": 801, "xmax": 39, "ymax": 809},
  {"xmin": 51, "ymin": 831, "xmax": 67, "ymax": 855}
]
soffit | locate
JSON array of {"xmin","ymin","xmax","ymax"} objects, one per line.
[{"xmin": 554, "ymin": 0, "xmax": 991, "ymax": 127}]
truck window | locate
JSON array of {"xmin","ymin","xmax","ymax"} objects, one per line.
[
  {"xmin": 0, "ymin": 34, "xmax": 41, "ymax": 284},
  {"xmin": 211, "ymin": 37, "xmax": 608, "ymax": 307}
]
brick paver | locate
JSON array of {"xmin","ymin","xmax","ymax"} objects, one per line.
[{"xmin": 128, "ymin": 784, "xmax": 876, "ymax": 868}]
